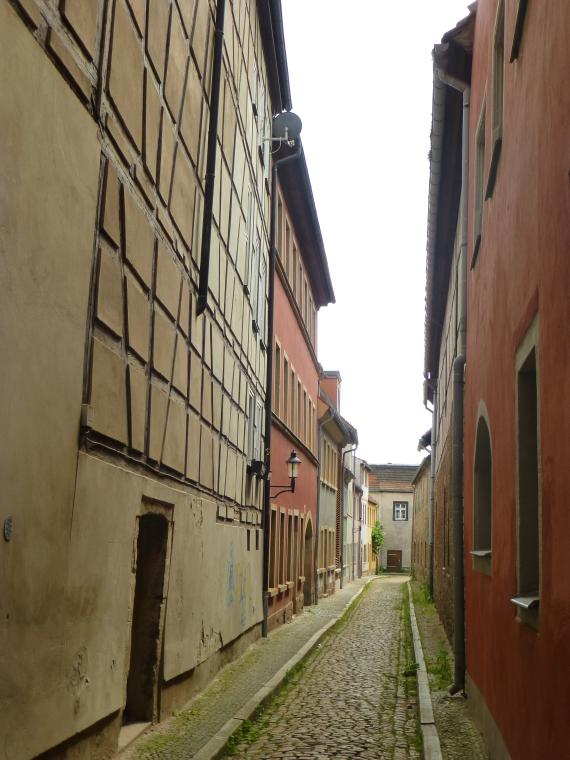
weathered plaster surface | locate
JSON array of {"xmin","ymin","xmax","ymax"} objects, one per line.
[{"xmin": 0, "ymin": 4, "xmax": 99, "ymax": 756}]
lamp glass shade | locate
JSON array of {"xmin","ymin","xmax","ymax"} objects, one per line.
[{"xmin": 287, "ymin": 450, "xmax": 301, "ymax": 479}]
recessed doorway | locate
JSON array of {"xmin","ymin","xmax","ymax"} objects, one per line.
[{"xmin": 124, "ymin": 513, "xmax": 169, "ymax": 725}]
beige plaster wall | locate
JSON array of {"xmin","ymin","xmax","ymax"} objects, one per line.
[
  {"xmin": 374, "ymin": 490, "xmax": 414, "ymax": 570},
  {"xmin": 67, "ymin": 454, "xmax": 262, "ymax": 712},
  {"xmin": 0, "ymin": 3, "xmax": 100, "ymax": 757},
  {"xmin": 1, "ymin": 0, "xmax": 272, "ymax": 755}
]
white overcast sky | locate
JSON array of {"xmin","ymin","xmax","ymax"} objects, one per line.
[{"xmin": 281, "ymin": 1, "xmax": 470, "ymax": 465}]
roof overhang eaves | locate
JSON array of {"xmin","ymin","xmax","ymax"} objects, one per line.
[
  {"xmin": 423, "ymin": 8, "xmax": 476, "ymax": 400},
  {"xmin": 279, "ymin": 146, "xmax": 335, "ymax": 308},
  {"xmin": 258, "ymin": 0, "xmax": 292, "ymax": 113}
]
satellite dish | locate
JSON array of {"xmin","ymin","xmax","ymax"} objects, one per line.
[{"xmin": 272, "ymin": 111, "xmax": 302, "ymax": 142}]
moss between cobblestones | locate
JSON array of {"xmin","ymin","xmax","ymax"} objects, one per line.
[{"xmin": 221, "ymin": 582, "xmax": 372, "ymax": 757}]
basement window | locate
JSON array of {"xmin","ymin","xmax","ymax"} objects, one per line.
[
  {"xmin": 513, "ymin": 317, "xmax": 541, "ymax": 629},
  {"xmin": 471, "ymin": 415, "xmax": 493, "ymax": 574}
]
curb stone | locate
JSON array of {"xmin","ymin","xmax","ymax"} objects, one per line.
[
  {"xmin": 193, "ymin": 577, "xmax": 375, "ymax": 760},
  {"xmin": 407, "ymin": 580, "xmax": 443, "ymax": 760}
]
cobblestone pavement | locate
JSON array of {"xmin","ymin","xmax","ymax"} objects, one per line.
[
  {"xmin": 410, "ymin": 581, "xmax": 489, "ymax": 760},
  {"xmin": 121, "ymin": 576, "xmax": 370, "ymax": 759},
  {"xmin": 225, "ymin": 576, "xmax": 421, "ymax": 760}
]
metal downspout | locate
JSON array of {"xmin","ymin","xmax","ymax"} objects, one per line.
[
  {"xmin": 197, "ymin": 0, "xmax": 227, "ymax": 316},
  {"xmin": 262, "ymin": 143, "xmax": 303, "ymax": 638},
  {"xmin": 429, "ymin": 385, "xmax": 438, "ymax": 599},
  {"xmin": 438, "ymin": 69, "xmax": 470, "ymax": 693}
]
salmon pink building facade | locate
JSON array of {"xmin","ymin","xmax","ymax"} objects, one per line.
[{"xmin": 266, "ymin": 154, "xmax": 334, "ymax": 629}]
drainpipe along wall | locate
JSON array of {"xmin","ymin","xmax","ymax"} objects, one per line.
[
  {"xmin": 429, "ymin": 385, "xmax": 437, "ymax": 598},
  {"xmin": 437, "ymin": 69, "xmax": 469, "ymax": 693},
  {"xmin": 262, "ymin": 143, "xmax": 302, "ymax": 638}
]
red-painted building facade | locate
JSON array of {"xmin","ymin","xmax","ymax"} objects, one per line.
[
  {"xmin": 464, "ymin": 2, "xmax": 570, "ymax": 757},
  {"xmin": 267, "ymin": 154, "xmax": 334, "ymax": 629},
  {"xmin": 426, "ymin": 2, "xmax": 570, "ymax": 757}
]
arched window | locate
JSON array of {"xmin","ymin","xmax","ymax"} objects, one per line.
[{"xmin": 473, "ymin": 416, "xmax": 492, "ymax": 560}]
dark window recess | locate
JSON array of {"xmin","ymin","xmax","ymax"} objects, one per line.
[
  {"xmin": 517, "ymin": 348, "xmax": 540, "ymax": 600},
  {"xmin": 510, "ymin": 0, "xmax": 529, "ymax": 62}
]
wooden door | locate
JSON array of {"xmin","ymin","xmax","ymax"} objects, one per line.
[{"xmin": 386, "ymin": 550, "xmax": 402, "ymax": 571}]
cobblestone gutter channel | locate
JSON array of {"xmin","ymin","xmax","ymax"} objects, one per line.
[{"xmin": 409, "ymin": 581, "xmax": 488, "ymax": 760}]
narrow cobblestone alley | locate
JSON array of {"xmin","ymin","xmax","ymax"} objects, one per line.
[{"xmin": 225, "ymin": 576, "xmax": 421, "ymax": 760}]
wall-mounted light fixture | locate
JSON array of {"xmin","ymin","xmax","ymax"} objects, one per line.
[{"xmin": 269, "ymin": 450, "xmax": 301, "ymax": 499}]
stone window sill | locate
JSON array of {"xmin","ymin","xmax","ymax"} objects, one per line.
[{"xmin": 510, "ymin": 594, "xmax": 539, "ymax": 611}]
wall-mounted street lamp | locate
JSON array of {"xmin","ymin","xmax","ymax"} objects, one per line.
[{"xmin": 269, "ymin": 450, "xmax": 301, "ymax": 499}]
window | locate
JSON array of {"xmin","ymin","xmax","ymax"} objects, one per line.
[
  {"xmin": 298, "ymin": 262, "xmax": 303, "ymax": 310},
  {"xmin": 486, "ymin": 0, "xmax": 504, "ymax": 198},
  {"xmin": 247, "ymin": 389, "xmax": 255, "ymax": 462},
  {"xmin": 269, "ymin": 509, "xmax": 277, "ymax": 587},
  {"xmin": 393, "ymin": 501, "xmax": 408, "ymax": 521},
  {"xmin": 293, "ymin": 515, "xmax": 299, "ymax": 582},
  {"xmin": 473, "ymin": 101, "xmax": 486, "ymax": 267},
  {"xmin": 257, "ymin": 248, "xmax": 266, "ymax": 341},
  {"xmin": 244, "ymin": 185, "xmax": 253, "ymax": 292},
  {"xmin": 250, "ymin": 230, "xmax": 260, "ymax": 323},
  {"xmin": 472, "ymin": 414, "xmax": 492, "ymax": 573},
  {"xmin": 297, "ymin": 380, "xmax": 302, "ymax": 437},
  {"xmin": 290, "ymin": 368, "xmax": 296, "ymax": 433},
  {"xmin": 283, "ymin": 357, "xmax": 289, "ymax": 424},
  {"xmin": 247, "ymin": 388, "xmax": 262, "ymax": 464},
  {"xmin": 277, "ymin": 197, "xmax": 283, "ymax": 259},
  {"xmin": 299, "ymin": 516, "xmax": 304, "ymax": 579},
  {"xmin": 443, "ymin": 487, "xmax": 450, "ymax": 569},
  {"xmin": 513, "ymin": 317, "xmax": 540, "ymax": 627},
  {"xmin": 510, "ymin": 0, "xmax": 529, "ymax": 62},
  {"xmin": 285, "ymin": 222, "xmax": 290, "ymax": 279},
  {"xmin": 292, "ymin": 244, "xmax": 297, "ymax": 297},
  {"xmin": 279, "ymin": 511, "xmax": 286, "ymax": 586},
  {"xmin": 302, "ymin": 389, "xmax": 307, "ymax": 442},
  {"xmin": 287, "ymin": 514, "xmax": 293, "ymax": 581},
  {"xmin": 304, "ymin": 279, "xmax": 308, "ymax": 324},
  {"xmin": 274, "ymin": 342, "xmax": 281, "ymax": 415}
]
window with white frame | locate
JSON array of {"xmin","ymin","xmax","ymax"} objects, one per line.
[{"xmin": 393, "ymin": 501, "xmax": 408, "ymax": 521}]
